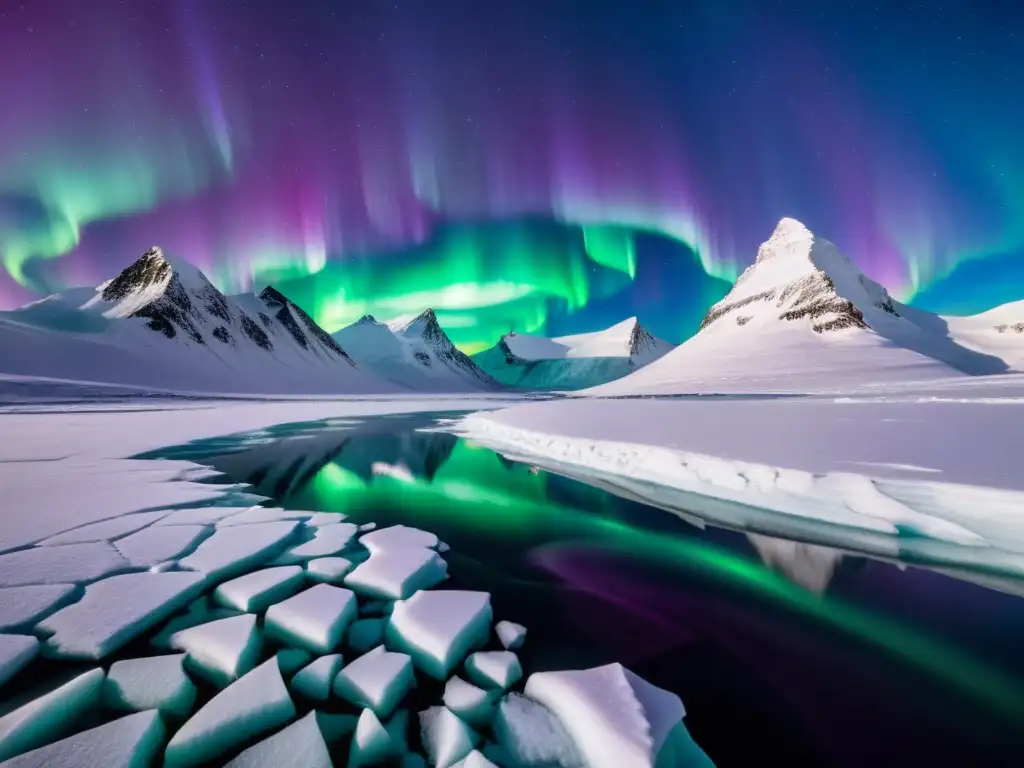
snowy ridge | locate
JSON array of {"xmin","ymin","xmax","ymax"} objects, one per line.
[
  {"xmin": 0, "ymin": 247, "xmax": 395, "ymax": 395},
  {"xmin": 335, "ymin": 310, "xmax": 499, "ymax": 391},
  {"xmin": 590, "ymin": 219, "xmax": 1008, "ymax": 395},
  {"xmin": 473, "ymin": 318, "xmax": 674, "ymax": 390}
]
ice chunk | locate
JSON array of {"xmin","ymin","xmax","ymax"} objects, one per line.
[
  {"xmin": 276, "ymin": 523, "xmax": 358, "ymax": 563},
  {"xmin": 386, "ymin": 709, "xmax": 410, "ymax": 755},
  {"xmin": 164, "ymin": 658, "xmax": 297, "ymax": 768},
  {"xmin": 655, "ymin": 721, "xmax": 716, "ymax": 768},
  {"xmin": 442, "ymin": 676, "xmax": 498, "ymax": 727},
  {"xmin": 359, "ymin": 522, "xmax": 377, "ymax": 533},
  {"xmin": 0, "ymin": 585, "xmax": 75, "ymax": 631},
  {"xmin": 452, "ymin": 751, "xmax": 499, "ymax": 768},
  {"xmin": 315, "ymin": 711, "xmax": 358, "ymax": 744},
  {"xmin": 465, "ymin": 651, "xmax": 522, "ymax": 691},
  {"xmin": 522, "ymin": 663, "xmax": 685, "ymax": 768},
  {"xmin": 38, "ymin": 510, "xmax": 170, "ymax": 546},
  {"xmin": 360, "ymin": 525, "xmax": 438, "ymax": 552},
  {"xmin": 224, "ymin": 711, "xmax": 331, "ymax": 768},
  {"xmin": 264, "ymin": 584, "xmax": 357, "ymax": 653},
  {"xmin": 419, "ymin": 706, "xmax": 478, "ymax": 768},
  {"xmin": 113, "ymin": 525, "xmax": 207, "ymax": 566},
  {"xmin": 290, "ymin": 654, "xmax": 343, "ymax": 702},
  {"xmin": 438, "ymin": 542, "xmax": 451, "ymax": 553},
  {"xmin": 0, "ymin": 542, "xmax": 128, "ymax": 587},
  {"xmin": 348, "ymin": 709, "xmax": 391, "ymax": 768},
  {"xmin": 105, "ymin": 653, "xmax": 197, "ymax": 718},
  {"xmin": 151, "ymin": 605, "xmax": 240, "ymax": 650},
  {"xmin": 495, "ymin": 621, "xmax": 527, "ymax": 651},
  {"xmin": 361, "ymin": 599, "xmax": 393, "ymax": 616},
  {"xmin": 217, "ymin": 508, "xmax": 312, "ymax": 527},
  {"xmin": 0, "ymin": 668, "xmax": 105, "ymax": 761},
  {"xmin": 39, "ymin": 571, "xmax": 205, "ymax": 658},
  {"xmin": 306, "ymin": 557, "xmax": 355, "ymax": 583},
  {"xmin": 345, "ymin": 547, "xmax": 447, "ymax": 600},
  {"xmin": 0, "ymin": 710, "xmax": 165, "ymax": 768},
  {"xmin": 493, "ymin": 693, "xmax": 583, "ymax": 768},
  {"xmin": 303, "ymin": 512, "xmax": 349, "ymax": 526},
  {"xmin": 154, "ymin": 506, "xmax": 255, "ymax": 527},
  {"xmin": 168, "ymin": 613, "xmax": 261, "ymax": 686},
  {"xmin": 275, "ymin": 649, "xmax": 312, "ymax": 676},
  {"xmin": 348, "ymin": 617, "xmax": 385, "ymax": 654},
  {"xmin": 213, "ymin": 566, "xmax": 305, "ymax": 612},
  {"xmin": 333, "ymin": 645, "xmax": 414, "ymax": 718},
  {"xmin": 178, "ymin": 521, "xmax": 299, "ymax": 582},
  {"xmin": 0, "ymin": 636, "xmax": 38, "ymax": 689},
  {"xmin": 386, "ymin": 590, "xmax": 492, "ymax": 679}
]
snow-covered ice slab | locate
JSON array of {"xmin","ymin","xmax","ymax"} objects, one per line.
[
  {"xmin": 0, "ymin": 636, "xmax": 38, "ymax": 690},
  {"xmin": 333, "ymin": 645, "xmax": 414, "ymax": 718},
  {"xmin": 151, "ymin": 601, "xmax": 240, "ymax": 650},
  {"xmin": 348, "ymin": 617, "xmax": 385, "ymax": 654},
  {"xmin": 38, "ymin": 571, "xmax": 205, "ymax": 658},
  {"xmin": 465, "ymin": 651, "xmax": 522, "ymax": 691},
  {"xmin": 275, "ymin": 523, "xmax": 359, "ymax": 564},
  {"xmin": 213, "ymin": 566, "xmax": 305, "ymax": 612},
  {"xmin": 303, "ymin": 512, "xmax": 349, "ymax": 527},
  {"xmin": 306, "ymin": 556, "xmax": 355, "ymax": 583},
  {"xmin": 290, "ymin": 654, "xmax": 343, "ymax": 701},
  {"xmin": 105, "ymin": 653, "xmax": 197, "ymax": 718},
  {"xmin": 168, "ymin": 613, "xmax": 261, "ymax": 686},
  {"xmin": 38, "ymin": 510, "xmax": 170, "ymax": 546},
  {"xmin": 0, "ymin": 710, "xmax": 165, "ymax": 768},
  {"xmin": 523, "ymin": 663, "xmax": 685, "ymax": 768},
  {"xmin": 113, "ymin": 525, "xmax": 207, "ymax": 567},
  {"xmin": 348, "ymin": 708, "xmax": 392, "ymax": 768},
  {"xmin": 217, "ymin": 508, "xmax": 312, "ymax": 527},
  {"xmin": 164, "ymin": 658, "xmax": 297, "ymax": 768},
  {"xmin": 442, "ymin": 676, "xmax": 498, "ymax": 727},
  {"xmin": 495, "ymin": 621, "xmax": 527, "ymax": 651},
  {"xmin": 420, "ymin": 706, "xmax": 479, "ymax": 768},
  {"xmin": 224, "ymin": 711, "xmax": 332, "ymax": 768},
  {"xmin": 493, "ymin": 692, "xmax": 583, "ymax": 768},
  {"xmin": 345, "ymin": 547, "xmax": 448, "ymax": 600},
  {"xmin": 154, "ymin": 506, "xmax": 256, "ymax": 527},
  {"xmin": 386, "ymin": 590, "xmax": 492, "ymax": 679},
  {"xmin": 178, "ymin": 521, "xmax": 300, "ymax": 582},
  {"xmin": 315, "ymin": 711, "xmax": 358, "ymax": 745},
  {"xmin": 0, "ymin": 543, "xmax": 128, "ymax": 587},
  {"xmin": 0, "ymin": 668, "xmax": 105, "ymax": 761},
  {"xmin": 0, "ymin": 585, "xmax": 75, "ymax": 631},
  {"xmin": 264, "ymin": 584, "xmax": 357, "ymax": 653},
  {"xmin": 360, "ymin": 525, "xmax": 439, "ymax": 552}
]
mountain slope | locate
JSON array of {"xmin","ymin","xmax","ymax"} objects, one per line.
[
  {"xmin": 589, "ymin": 219, "xmax": 1006, "ymax": 395},
  {"xmin": 333, "ymin": 311, "xmax": 499, "ymax": 391},
  {"xmin": 938, "ymin": 300, "xmax": 1024, "ymax": 371},
  {"xmin": 0, "ymin": 247, "xmax": 395, "ymax": 395},
  {"xmin": 474, "ymin": 317, "xmax": 675, "ymax": 390}
]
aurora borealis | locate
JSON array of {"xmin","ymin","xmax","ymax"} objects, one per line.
[{"xmin": 1, "ymin": 1, "xmax": 1022, "ymax": 350}]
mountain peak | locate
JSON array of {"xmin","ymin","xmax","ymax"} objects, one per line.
[
  {"xmin": 258, "ymin": 285, "xmax": 289, "ymax": 306},
  {"xmin": 100, "ymin": 247, "xmax": 173, "ymax": 303},
  {"xmin": 356, "ymin": 314, "xmax": 378, "ymax": 325},
  {"xmin": 755, "ymin": 218, "xmax": 814, "ymax": 264}
]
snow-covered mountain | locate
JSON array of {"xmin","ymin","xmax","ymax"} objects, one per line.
[
  {"xmin": 590, "ymin": 218, "xmax": 1009, "ymax": 395},
  {"xmin": 937, "ymin": 300, "xmax": 1024, "ymax": 371},
  {"xmin": 332, "ymin": 310, "xmax": 500, "ymax": 391},
  {"xmin": 473, "ymin": 317, "xmax": 675, "ymax": 390},
  {"xmin": 0, "ymin": 247, "xmax": 396, "ymax": 395}
]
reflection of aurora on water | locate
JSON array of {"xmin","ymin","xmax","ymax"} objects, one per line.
[{"xmin": 165, "ymin": 415, "xmax": 1024, "ymax": 752}]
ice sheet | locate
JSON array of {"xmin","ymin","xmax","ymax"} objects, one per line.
[
  {"xmin": 0, "ymin": 710, "xmax": 165, "ymax": 768},
  {"xmin": 113, "ymin": 525, "xmax": 207, "ymax": 567},
  {"xmin": 0, "ymin": 585, "xmax": 75, "ymax": 631},
  {"xmin": 224, "ymin": 711, "xmax": 332, "ymax": 768},
  {"xmin": 178, "ymin": 521, "xmax": 300, "ymax": 582},
  {"xmin": 0, "ymin": 543, "xmax": 129, "ymax": 588}
]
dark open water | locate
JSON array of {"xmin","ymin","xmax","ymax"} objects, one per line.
[{"xmin": 150, "ymin": 412, "xmax": 1024, "ymax": 767}]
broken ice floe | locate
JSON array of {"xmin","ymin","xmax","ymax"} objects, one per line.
[
  {"xmin": 494, "ymin": 620, "xmax": 527, "ymax": 651},
  {"xmin": 420, "ymin": 706, "xmax": 479, "ymax": 768},
  {"xmin": 360, "ymin": 524, "xmax": 439, "ymax": 552},
  {"xmin": 113, "ymin": 524, "xmax": 207, "ymax": 567},
  {"xmin": 306, "ymin": 556, "xmax": 355, "ymax": 583},
  {"xmin": 0, "ymin": 542, "xmax": 128, "ymax": 588},
  {"xmin": 213, "ymin": 565, "xmax": 305, "ymax": 612},
  {"xmin": 178, "ymin": 521, "xmax": 299, "ymax": 582},
  {"xmin": 443, "ymin": 676, "xmax": 498, "ymax": 727},
  {"xmin": 0, "ymin": 585, "xmax": 75, "ymax": 632},
  {"xmin": 387, "ymin": 590, "xmax": 492, "ymax": 679},
  {"xmin": 290, "ymin": 653, "xmax": 343, "ymax": 702},
  {"xmin": 348, "ymin": 708, "xmax": 392, "ymax": 768},
  {"xmin": 38, "ymin": 571, "xmax": 205, "ymax": 658},
  {"xmin": 37, "ymin": 510, "xmax": 170, "ymax": 546},
  {"xmin": 348, "ymin": 617, "xmax": 386, "ymax": 653},
  {"xmin": 0, "ymin": 710, "xmax": 165, "ymax": 768},
  {"xmin": 168, "ymin": 613, "xmax": 262, "ymax": 686},
  {"xmin": 163, "ymin": 657, "xmax": 296, "ymax": 768},
  {"xmin": 345, "ymin": 546, "xmax": 448, "ymax": 600},
  {"xmin": 333, "ymin": 645, "xmax": 414, "ymax": 718},
  {"xmin": 493, "ymin": 692, "xmax": 583, "ymax": 768},
  {"xmin": 0, "ymin": 636, "xmax": 38, "ymax": 690},
  {"xmin": 274, "ymin": 522, "xmax": 358, "ymax": 563},
  {"xmin": 224, "ymin": 711, "xmax": 332, "ymax": 768},
  {"xmin": 465, "ymin": 651, "xmax": 522, "ymax": 691},
  {"xmin": 264, "ymin": 583, "xmax": 357, "ymax": 653},
  {"xmin": 105, "ymin": 653, "xmax": 197, "ymax": 717}
]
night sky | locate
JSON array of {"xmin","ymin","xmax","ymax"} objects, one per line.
[{"xmin": 1, "ymin": 1, "xmax": 1021, "ymax": 350}]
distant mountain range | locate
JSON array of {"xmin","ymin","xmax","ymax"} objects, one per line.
[
  {"xmin": 2, "ymin": 223, "xmax": 1023, "ymax": 396},
  {"xmin": 472, "ymin": 317, "xmax": 675, "ymax": 390},
  {"xmin": 590, "ymin": 218, "xmax": 1024, "ymax": 395}
]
